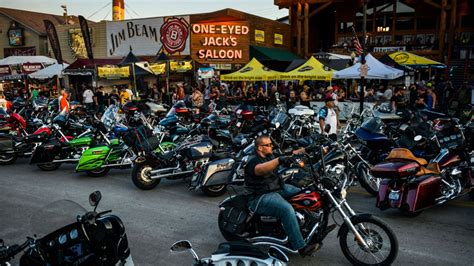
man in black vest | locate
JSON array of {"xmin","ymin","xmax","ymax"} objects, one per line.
[{"xmin": 244, "ymin": 135, "xmax": 317, "ymax": 256}]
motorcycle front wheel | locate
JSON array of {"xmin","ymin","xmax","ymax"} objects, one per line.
[
  {"xmin": 339, "ymin": 215, "xmax": 398, "ymax": 266},
  {"xmin": 131, "ymin": 162, "xmax": 160, "ymax": 190},
  {"xmin": 0, "ymin": 154, "xmax": 17, "ymax": 165},
  {"xmin": 356, "ymin": 162, "xmax": 380, "ymax": 197}
]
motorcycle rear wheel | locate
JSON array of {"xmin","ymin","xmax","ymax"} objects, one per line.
[
  {"xmin": 0, "ymin": 154, "xmax": 17, "ymax": 165},
  {"xmin": 201, "ymin": 185, "xmax": 227, "ymax": 197},
  {"xmin": 469, "ymin": 190, "xmax": 474, "ymax": 200},
  {"xmin": 131, "ymin": 163, "xmax": 160, "ymax": 190},
  {"xmin": 37, "ymin": 162, "xmax": 61, "ymax": 171},
  {"xmin": 339, "ymin": 215, "xmax": 398, "ymax": 266},
  {"xmin": 86, "ymin": 167, "xmax": 110, "ymax": 177}
]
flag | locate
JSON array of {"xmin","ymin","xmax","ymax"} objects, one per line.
[
  {"xmin": 43, "ymin": 20, "xmax": 63, "ymax": 64},
  {"xmin": 351, "ymin": 25, "xmax": 363, "ymax": 55},
  {"xmin": 79, "ymin": 15, "xmax": 93, "ymax": 60}
]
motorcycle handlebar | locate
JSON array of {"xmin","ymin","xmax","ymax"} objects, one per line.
[{"xmin": 0, "ymin": 239, "xmax": 30, "ymax": 263}]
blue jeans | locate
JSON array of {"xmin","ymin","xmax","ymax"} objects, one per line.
[{"xmin": 248, "ymin": 184, "xmax": 305, "ymax": 250}]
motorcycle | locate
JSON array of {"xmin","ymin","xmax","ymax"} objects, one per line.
[
  {"xmin": 217, "ymin": 138, "xmax": 399, "ymax": 265},
  {"xmin": 170, "ymin": 240, "xmax": 288, "ymax": 266},
  {"xmin": 0, "ymin": 126, "xmax": 51, "ymax": 165},
  {"xmin": 0, "ymin": 191, "xmax": 133, "ymax": 266},
  {"xmin": 373, "ymin": 120, "xmax": 473, "ymax": 216}
]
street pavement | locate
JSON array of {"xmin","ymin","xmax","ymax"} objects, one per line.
[{"xmin": 1, "ymin": 158, "xmax": 474, "ymax": 265}]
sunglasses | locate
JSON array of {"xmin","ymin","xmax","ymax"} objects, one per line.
[{"xmin": 259, "ymin": 143, "xmax": 273, "ymax": 147}]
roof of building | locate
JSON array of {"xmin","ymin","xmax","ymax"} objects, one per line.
[{"xmin": 0, "ymin": 7, "xmax": 81, "ymax": 36}]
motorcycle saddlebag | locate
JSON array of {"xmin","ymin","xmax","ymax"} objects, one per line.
[
  {"xmin": 371, "ymin": 161, "xmax": 420, "ymax": 179},
  {"xmin": 201, "ymin": 158, "xmax": 234, "ymax": 187},
  {"xmin": 30, "ymin": 142, "xmax": 61, "ymax": 164},
  {"xmin": 405, "ymin": 175, "xmax": 441, "ymax": 212},
  {"xmin": 221, "ymin": 195, "xmax": 250, "ymax": 235},
  {"xmin": 0, "ymin": 134, "xmax": 14, "ymax": 153}
]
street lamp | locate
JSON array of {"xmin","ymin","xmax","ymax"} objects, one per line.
[{"xmin": 60, "ymin": 5, "xmax": 68, "ymax": 25}]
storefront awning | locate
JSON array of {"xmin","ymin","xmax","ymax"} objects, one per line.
[{"xmin": 250, "ymin": 46, "xmax": 301, "ymax": 62}]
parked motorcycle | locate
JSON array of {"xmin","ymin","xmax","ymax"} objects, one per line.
[
  {"xmin": 170, "ymin": 240, "xmax": 288, "ymax": 266},
  {"xmin": 0, "ymin": 126, "xmax": 51, "ymax": 165},
  {"xmin": 0, "ymin": 191, "xmax": 133, "ymax": 266},
  {"xmin": 218, "ymin": 144, "xmax": 399, "ymax": 265}
]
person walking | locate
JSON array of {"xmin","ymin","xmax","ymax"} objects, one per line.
[
  {"xmin": 318, "ymin": 96, "xmax": 339, "ymax": 139},
  {"xmin": 58, "ymin": 89, "xmax": 69, "ymax": 113},
  {"xmin": 83, "ymin": 86, "xmax": 95, "ymax": 110}
]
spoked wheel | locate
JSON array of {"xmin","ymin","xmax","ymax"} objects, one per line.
[
  {"xmin": 37, "ymin": 162, "xmax": 61, "ymax": 171},
  {"xmin": 201, "ymin": 185, "xmax": 227, "ymax": 197},
  {"xmin": 86, "ymin": 167, "xmax": 110, "ymax": 177},
  {"xmin": 131, "ymin": 163, "xmax": 160, "ymax": 190},
  {"xmin": 339, "ymin": 215, "xmax": 398, "ymax": 266},
  {"xmin": 357, "ymin": 162, "xmax": 380, "ymax": 197}
]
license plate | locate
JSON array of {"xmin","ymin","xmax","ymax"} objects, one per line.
[
  {"xmin": 388, "ymin": 191, "xmax": 400, "ymax": 201},
  {"xmin": 236, "ymin": 122, "xmax": 241, "ymax": 128}
]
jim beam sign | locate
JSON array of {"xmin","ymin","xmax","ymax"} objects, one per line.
[
  {"xmin": 191, "ymin": 21, "xmax": 250, "ymax": 64},
  {"xmin": 107, "ymin": 16, "xmax": 190, "ymax": 57}
]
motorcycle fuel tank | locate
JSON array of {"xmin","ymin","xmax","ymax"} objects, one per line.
[{"xmin": 68, "ymin": 136, "xmax": 92, "ymax": 147}]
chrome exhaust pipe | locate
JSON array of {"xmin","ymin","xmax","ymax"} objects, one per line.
[
  {"xmin": 150, "ymin": 170, "xmax": 194, "ymax": 180},
  {"xmin": 150, "ymin": 165, "xmax": 180, "ymax": 175},
  {"xmin": 101, "ymin": 162, "xmax": 132, "ymax": 168},
  {"xmin": 52, "ymin": 159, "xmax": 79, "ymax": 163}
]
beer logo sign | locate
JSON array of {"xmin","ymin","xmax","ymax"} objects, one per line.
[
  {"xmin": 393, "ymin": 52, "xmax": 409, "ymax": 64},
  {"xmin": 298, "ymin": 66, "xmax": 314, "ymax": 72},
  {"xmin": 160, "ymin": 17, "xmax": 189, "ymax": 54},
  {"xmin": 239, "ymin": 67, "xmax": 253, "ymax": 73}
]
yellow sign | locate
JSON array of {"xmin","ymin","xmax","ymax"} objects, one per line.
[
  {"xmin": 255, "ymin": 30, "xmax": 265, "ymax": 43},
  {"xmin": 170, "ymin": 60, "xmax": 193, "ymax": 72},
  {"xmin": 97, "ymin": 66, "xmax": 130, "ymax": 79},
  {"xmin": 274, "ymin": 33, "xmax": 283, "ymax": 45},
  {"xmin": 149, "ymin": 63, "xmax": 166, "ymax": 74}
]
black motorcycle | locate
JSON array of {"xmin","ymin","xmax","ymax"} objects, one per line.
[{"xmin": 0, "ymin": 191, "xmax": 133, "ymax": 266}]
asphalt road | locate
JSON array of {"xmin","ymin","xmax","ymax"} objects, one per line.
[{"xmin": 1, "ymin": 158, "xmax": 474, "ymax": 265}]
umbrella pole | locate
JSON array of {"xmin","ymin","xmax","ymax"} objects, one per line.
[{"xmin": 132, "ymin": 63, "xmax": 137, "ymax": 99}]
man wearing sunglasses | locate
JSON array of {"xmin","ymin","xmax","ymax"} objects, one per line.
[{"xmin": 244, "ymin": 135, "xmax": 318, "ymax": 256}]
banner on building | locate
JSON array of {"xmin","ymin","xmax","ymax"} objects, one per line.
[
  {"xmin": 274, "ymin": 33, "xmax": 283, "ymax": 45},
  {"xmin": 43, "ymin": 20, "xmax": 63, "ymax": 64},
  {"xmin": 0, "ymin": 65, "xmax": 11, "ymax": 76},
  {"xmin": 21, "ymin": 63, "xmax": 43, "ymax": 74},
  {"xmin": 373, "ymin": 46, "xmax": 406, "ymax": 53},
  {"xmin": 4, "ymin": 47, "xmax": 36, "ymax": 57},
  {"xmin": 106, "ymin": 16, "xmax": 190, "ymax": 57},
  {"xmin": 97, "ymin": 66, "xmax": 130, "ymax": 79},
  {"xmin": 197, "ymin": 67, "xmax": 214, "ymax": 78},
  {"xmin": 148, "ymin": 63, "xmax": 166, "ymax": 74},
  {"xmin": 255, "ymin": 30, "xmax": 265, "ymax": 43},
  {"xmin": 170, "ymin": 60, "xmax": 192, "ymax": 72},
  {"xmin": 79, "ymin": 16, "xmax": 94, "ymax": 60}
]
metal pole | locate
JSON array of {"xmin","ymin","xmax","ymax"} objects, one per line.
[{"xmin": 360, "ymin": 0, "xmax": 367, "ymax": 115}]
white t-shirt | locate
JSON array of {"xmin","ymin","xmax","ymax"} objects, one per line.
[
  {"xmin": 126, "ymin": 89, "xmax": 133, "ymax": 100},
  {"xmin": 383, "ymin": 89, "xmax": 393, "ymax": 101},
  {"xmin": 83, "ymin": 89, "xmax": 94, "ymax": 103}
]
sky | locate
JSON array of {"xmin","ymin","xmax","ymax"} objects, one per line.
[{"xmin": 1, "ymin": 0, "xmax": 288, "ymax": 21}]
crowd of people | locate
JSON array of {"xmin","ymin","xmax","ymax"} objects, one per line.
[{"xmin": 0, "ymin": 77, "xmax": 472, "ymax": 124}]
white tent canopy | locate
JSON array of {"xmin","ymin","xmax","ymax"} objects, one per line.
[
  {"xmin": 0, "ymin": 56, "xmax": 57, "ymax": 66},
  {"xmin": 29, "ymin": 63, "xmax": 69, "ymax": 79},
  {"xmin": 333, "ymin": 53, "xmax": 403, "ymax": 80}
]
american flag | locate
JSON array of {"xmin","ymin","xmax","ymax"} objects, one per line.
[{"xmin": 351, "ymin": 25, "xmax": 363, "ymax": 55}]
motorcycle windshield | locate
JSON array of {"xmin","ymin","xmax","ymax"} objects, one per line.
[
  {"xmin": 101, "ymin": 105, "xmax": 119, "ymax": 128},
  {"xmin": 34, "ymin": 97, "xmax": 49, "ymax": 106},
  {"xmin": 166, "ymin": 101, "xmax": 186, "ymax": 117},
  {"xmin": 271, "ymin": 112, "xmax": 289, "ymax": 129},
  {"xmin": 360, "ymin": 117, "xmax": 384, "ymax": 134},
  {"xmin": 29, "ymin": 199, "xmax": 87, "ymax": 238}
]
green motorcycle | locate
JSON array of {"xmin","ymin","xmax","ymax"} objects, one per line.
[{"xmin": 76, "ymin": 125, "xmax": 176, "ymax": 177}]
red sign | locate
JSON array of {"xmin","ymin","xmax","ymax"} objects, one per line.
[
  {"xmin": 21, "ymin": 63, "xmax": 43, "ymax": 74},
  {"xmin": 4, "ymin": 47, "xmax": 36, "ymax": 57},
  {"xmin": 160, "ymin": 17, "xmax": 189, "ymax": 54},
  {"xmin": 0, "ymin": 65, "xmax": 11, "ymax": 76}
]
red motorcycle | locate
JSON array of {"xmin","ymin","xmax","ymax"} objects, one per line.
[{"xmin": 373, "ymin": 123, "xmax": 473, "ymax": 216}]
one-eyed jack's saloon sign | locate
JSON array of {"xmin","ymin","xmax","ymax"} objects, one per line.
[{"xmin": 191, "ymin": 21, "xmax": 250, "ymax": 64}]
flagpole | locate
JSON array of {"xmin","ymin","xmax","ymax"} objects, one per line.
[{"xmin": 360, "ymin": 0, "xmax": 368, "ymax": 115}]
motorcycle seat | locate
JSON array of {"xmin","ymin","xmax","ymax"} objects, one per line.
[
  {"xmin": 386, "ymin": 148, "xmax": 428, "ymax": 166},
  {"xmin": 416, "ymin": 163, "xmax": 440, "ymax": 176},
  {"xmin": 213, "ymin": 242, "xmax": 268, "ymax": 259},
  {"xmin": 211, "ymin": 152, "xmax": 234, "ymax": 160}
]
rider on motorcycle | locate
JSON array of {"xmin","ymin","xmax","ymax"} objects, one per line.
[{"xmin": 244, "ymin": 135, "xmax": 318, "ymax": 257}]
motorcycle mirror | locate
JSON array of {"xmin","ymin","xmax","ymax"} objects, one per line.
[
  {"xmin": 324, "ymin": 124, "xmax": 331, "ymax": 133},
  {"xmin": 268, "ymin": 246, "xmax": 289, "ymax": 263},
  {"xmin": 414, "ymin": 135, "xmax": 423, "ymax": 142},
  {"xmin": 275, "ymin": 122, "xmax": 281, "ymax": 129},
  {"xmin": 89, "ymin": 191, "xmax": 102, "ymax": 208},
  {"xmin": 170, "ymin": 240, "xmax": 192, "ymax": 253}
]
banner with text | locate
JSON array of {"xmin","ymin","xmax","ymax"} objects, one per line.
[
  {"xmin": 106, "ymin": 16, "xmax": 190, "ymax": 57},
  {"xmin": 98, "ymin": 66, "xmax": 130, "ymax": 79}
]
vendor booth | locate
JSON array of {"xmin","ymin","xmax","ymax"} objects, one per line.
[
  {"xmin": 279, "ymin": 56, "xmax": 333, "ymax": 81},
  {"xmin": 333, "ymin": 54, "xmax": 404, "ymax": 80}
]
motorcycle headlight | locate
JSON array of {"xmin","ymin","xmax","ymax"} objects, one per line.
[{"xmin": 340, "ymin": 188, "xmax": 347, "ymax": 199}]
